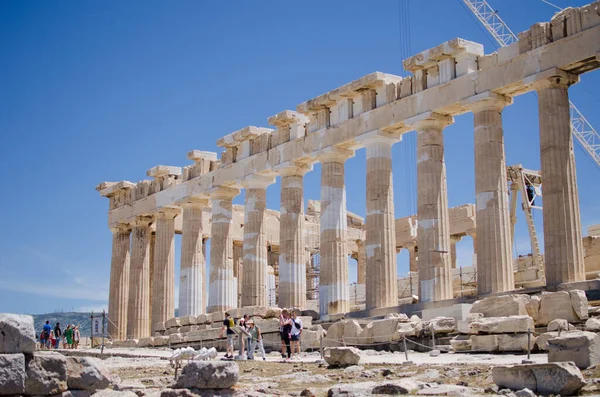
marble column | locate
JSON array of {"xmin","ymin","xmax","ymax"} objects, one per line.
[
  {"xmin": 152, "ymin": 208, "xmax": 179, "ymax": 331},
  {"xmin": 536, "ymin": 75, "xmax": 585, "ymax": 284},
  {"xmin": 148, "ymin": 233, "xmax": 155, "ymax": 329},
  {"xmin": 364, "ymin": 135, "xmax": 399, "ymax": 310},
  {"xmin": 128, "ymin": 216, "xmax": 153, "ymax": 339},
  {"xmin": 450, "ymin": 236, "xmax": 461, "ymax": 270},
  {"xmin": 407, "ymin": 244, "xmax": 418, "ymax": 273},
  {"xmin": 179, "ymin": 198, "xmax": 209, "ymax": 317},
  {"xmin": 356, "ymin": 240, "xmax": 367, "ymax": 285},
  {"xmin": 233, "ymin": 241, "xmax": 243, "ymax": 308},
  {"xmin": 241, "ymin": 176, "xmax": 273, "ymax": 307},
  {"xmin": 207, "ymin": 186, "xmax": 240, "ymax": 313},
  {"xmin": 108, "ymin": 223, "xmax": 131, "ymax": 340},
  {"xmin": 469, "ymin": 93, "xmax": 514, "ymax": 294},
  {"xmin": 407, "ymin": 112, "xmax": 453, "ymax": 303},
  {"xmin": 318, "ymin": 148, "xmax": 354, "ymax": 316},
  {"xmin": 278, "ymin": 165, "xmax": 311, "ymax": 309}
]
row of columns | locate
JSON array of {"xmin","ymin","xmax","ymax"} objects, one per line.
[{"xmin": 107, "ymin": 77, "xmax": 586, "ymax": 338}]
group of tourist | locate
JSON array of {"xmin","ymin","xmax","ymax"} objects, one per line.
[
  {"xmin": 38, "ymin": 321, "xmax": 80, "ymax": 350},
  {"xmin": 219, "ymin": 308, "xmax": 303, "ymax": 361}
]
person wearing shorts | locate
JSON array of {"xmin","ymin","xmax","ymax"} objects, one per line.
[
  {"xmin": 290, "ymin": 310, "xmax": 302, "ymax": 358},
  {"xmin": 219, "ymin": 312, "xmax": 236, "ymax": 359},
  {"xmin": 279, "ymin": 309, "xmax": 292, "ymax": 360}
]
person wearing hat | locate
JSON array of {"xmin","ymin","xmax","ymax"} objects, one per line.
[{"xmin": 247, "ymin": 319, "xmax": 265, "ymax": 360}]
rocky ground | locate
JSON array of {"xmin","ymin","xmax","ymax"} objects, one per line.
[{"xmin": 67, "ymin": 348, "xmax": 600, "ymax": 396}]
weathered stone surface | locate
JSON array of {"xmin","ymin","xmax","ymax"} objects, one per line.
[
  {"xmin": 153, "ymin": 335, "xmax": 170, "ymax": 346},
  {"xmin": 174, "ymin": 361, "xmax": 239, "ymax": 389},
  {"xmin": 547, "ymin": 319, "xmax": 576, "ymax": 332},
  {"xmin": 450, "ymin": 335, "xmax": 472, "ymax": 351},
  {"xmin": 470, "ymin": 335, "xmax": 498, "ymax": 352},
  {"xmin": 240, "ymin": 306, "xmax": 268, "ymax": 318},
  {"xmin": 264, "ymin": 307, "xmax": 282, "ymax": 319},
  {"xmin": 471, "ymin": 295, "xmax": 530, "ymax": 317},
  {"xmin": 154, "ymin": 322, "xmax": 166, "ymax": 332},
  {"xmin": 534, "ymin": 332, "xmax": 559, "ymax": 351},
  {"xmin": 396, "ymin": 319, "xmax": 423, "ymax": 337},
  {"xmin": 0, "ymin": 313, "xmax": 36, "ymax": 353},
  {"xmin": 0, "ymin": 353, "xmax": 25, "ymax": 395},
  {"xmin": 497, "ymin": 334, "xmax": 535, "ymax": 352},
  {"xmin": 525, "ymin": 296, "xmax": 540, "ymax": 323},
  {"xmin": 122, "ymin": 339, "xmax": 139, "ymax": 348},
  {"xmin": 169, "ymin": 333, "xmax": 184, "ymax": 344},
  {"xmin": 570, "ymin": 290, "xmax": 589, "ymax": 321},
  {"xmin": 166, "ymin": 317, "xmax": 181, "ymax": 328},
  {"xmin": 179, "ymin": 316, "xmax": 197, "ymax": 326},
  {"xmin": 359, "ymin": 319, "xmax": 399, "ymax": 344},
  {"xmin": 548, "ymin": 331, "xmax": 600, "ymax": 369},
  {"xmin": 66, "ymin": 357, "xmax": 111, "ymax": 391},
  {"xmin": 196, "ymin": 314, "xmax": 210, "ymax": 325},
  {"xmin": 138, "ymin": 337, "xmax": 154, "ymax": 347},
  {"xmin": 384, "ymin": 313, "xmax": 409, "ymax": 322},
  {"xmin": 94, "ymin": 390, "xmax": 139, "ymax": 397},
  {"xmin": 325, "ymin": 320, "xmax": 363, "ymax": 345},
  {"xmin": 324, "ymin": 347, "xmax": 361, "ymax": 366},
  {"xmin": 186, "ymin": 327, "xmax": 222, "ymax": 342},
  {"xmin": 25, "ymin": 352, "xmax": 68, "ymax": 395},
  {"xmin": 423, "ymin": 316, "xmax": 455, "ymax": 334},
  {"xmin": 538, "ymin": 291, "xmax": 580, "ymax": 325},
  {"xmin": 515, "ymin": 388, "xmax": 536, "ymax": 397},
  {"xmin": 470, "ymin": 316, "xmax": 534, "ymax": 334},
  {"xmin": 492, "ymin": 362, "xmax": 585, "ymax": 396},
  {"xmin": 585, "ymin": 316, "xmax": 600, "ymax": 330},
  {"xmin": 302, "ymin": 327, "xmax": 326, "ymax": 349}
]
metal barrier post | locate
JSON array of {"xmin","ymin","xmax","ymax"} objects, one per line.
[
  {"xmin": 402, "ymin": 336, "xmax": 413, "ymax": 364},
  {"xmin": 431, "ymin": 324, "xmax": 435, "ymax": 349},
  {"xmin": 522, "ymin": 328, "xmax": 533, "ymax": 364},
  {"xmin": 320, "ymin": 335, "xmax": 324, "ymax": 359}
]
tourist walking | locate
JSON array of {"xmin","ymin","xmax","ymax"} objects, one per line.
[
  {"xmin": 49, "ymin": 330, "xmax": 56, "ymax": 349},
  {"xmin": 291, "ymin": 310, "xmax": 303, "ymax": 358},
  {"xmin": 219, "ymin": 312, "xmax": 235, "ymax": 359},
  {"xmin": 42, "ymin": 321, "xmax": 52, "ymax": 350},
  {"xmin": 53, "ymin": 323, "xmax": 62, "ymax": 349},
  {"xmin": 64, "ymin": 325, "xmax": 73, "ymax": 349},
  {"xmin": 73, "ymin": 326, "xmax": 80, "ymax": 349},
  {"xmin": 247, "ymin": 319, "xmax": 266, "ymax": 361},
  {"xmin": 279, "ymin": 309, "xmax": 292, "ymax": 360}
]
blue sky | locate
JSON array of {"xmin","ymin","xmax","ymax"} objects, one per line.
[{"xmin": 1, "ymin": 0, "xmax": 598, "ymax": 315}]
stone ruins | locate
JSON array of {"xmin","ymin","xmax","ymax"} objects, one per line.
[{"xmin": 97, "ymin": 2, "xmax": 600, "ymax": 342}]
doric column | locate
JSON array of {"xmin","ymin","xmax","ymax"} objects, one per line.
[
  {"xmin": 406, "ymin": 112, "xmax": 453, "ymax": 303},
  {"xmin": 450, "ymin": 236, "xmax": 462, "ymax": 270},
  {"xmin": 128, "ymin": 216, "xmax": 153, "ymax": 339},
  {"xmin": 364, "ymin": 134, "xmax": 400, "ymax": 310},
  {"xmin": 536, "ymin": 74, "xmax": 585, "ymax": 284},
  {"xmin": 207, "ymin": 186, "xmax": 240, "ymax": 313},
  {"xmin": 240, "ymin": 175, "xmax": 273, "ymax": 307},
  {"xmin": 318, "ymin": 148, "xmax": 354, "ymax": 316},
  {"xmin": 148, "ymin": 233, "xmax": 155, "ymax": 328},
  {"xmin": 278, "ymin": 164, "xmax": 311, "ymax": 309},
  {"xmin": 466, "ymin": 92, "xmax": 514, "ymax": 294},
  {"xmin": 407, "ymin": 244, "xmax": 418, "ymax": 273},
  {"xmin": 179, "ymin": 198, "xmax": 209, "ymax": 317},
  {"xmin": 108, "ymin": 223, "xmax": 131, "ymax": 340},
  {"xmin": 232, "ymin": 241, "xmax": 243, "ymax": 308},
  {"xmin": 152, "ymin": 207, "xmax": 179, "ymax": 331},
  {"xmin": 356, "ymin": 239, "xmax": 367, "ymax": 285}
]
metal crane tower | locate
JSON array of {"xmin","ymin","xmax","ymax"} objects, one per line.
[{"xmin": 462, "ymin": 0, "xmax": 600, "ymax": 168}]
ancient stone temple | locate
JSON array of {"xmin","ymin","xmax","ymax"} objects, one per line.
[{"xmin": 98, "ymin": 2, "xmax": 600, "ymax": 340}]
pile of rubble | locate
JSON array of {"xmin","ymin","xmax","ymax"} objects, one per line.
[{"xmin": 0, "ymin": 313, "xmax": 112, "ymax": 396}]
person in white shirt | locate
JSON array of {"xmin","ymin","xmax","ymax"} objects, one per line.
[{"xmin": 290, "ymin": 310, "xmax": 303, "ymax": 358}]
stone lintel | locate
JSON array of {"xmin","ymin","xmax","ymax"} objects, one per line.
[
  {"xmin": 216, "ymin": 126, "xmax": 273, "ymax": 148},
  {"xmin": 459, "ymin": 91, "xmax": 513, "ymax": 113},
  {"xmin": 187, "ymin": 150, "xmax": 218, "ymax": 163},
  {"xmin": 403, "ymin": 38, "xmax": 484, "ymax": 72},
  {"xmin": 404, "ymin": 111, "xmax": 454, "ymax": 130},
  {"xmin": 240, "ymin": 174, "xmax": 276, "ymax": 190},
  {"xmin": 208, "ymin": 186, "xmax": 240, "ymax": 200},
  {"xmin": 316, "ymin": 146, "xmax": 355, "ymax": 163},
  {"xmin": 97, "ymin": 181, "xmax": 136, "ymax": 197},
  {"xmin": 147, "ymin": 165, "xmax": 182, "ymax": 178},
  {"xmin": 355, "ymin": 129, "xmax": 403, "ymax": 145},
  {"xmin": 268, "ymin": 110, "xmax": 310, "ymax": 128},
  {"xmin": 526, "ymin": 68, "xmax": 580, "ymax": 90},
  {"xmin": 297, "ymin": 72, "xmax": 402, "ymax": 113},
  {"xmin": 590, "ymin": 224, "xmax": 600, "ymax": 237}
]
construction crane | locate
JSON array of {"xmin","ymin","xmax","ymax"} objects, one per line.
[{"xmin": 462, "ymin": 0, "xmax": 600, "ymax": 168}]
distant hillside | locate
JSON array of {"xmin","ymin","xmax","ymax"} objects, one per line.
[{"xmin": 33, "ymin": 312, "xmax": 94, "ymax": 337}]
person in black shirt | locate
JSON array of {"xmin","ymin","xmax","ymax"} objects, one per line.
[
  {"xmin": 53, "ymin": 323, "xmax": 62, "ymax": 350},
  {"xmin": 219, "ymin": 312, "xmax": 235, "ymax": 359}
]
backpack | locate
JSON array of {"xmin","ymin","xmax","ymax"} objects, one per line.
[{"xmin": 228, "ymin": 317, "xmax": 234, "ymax": 328}]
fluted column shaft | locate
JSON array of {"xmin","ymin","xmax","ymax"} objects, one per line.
[
  {"xmin": 365, "ymin": 136, "xmax": 398, "ymax": 309},
  {"xmin": 108, "ymin": 224, "xmax": 131, "ymax": 340},
  {"xmin": 537, "ymin": 77, "xmax": 585, "ymax": 284},
  {"xmin": 319, "ymin": 149, "xmax": 354, "ymax": 316},
  {"xmin": 208, "ymin": 187, "xmax": 239, "ymax": 312},
  {"xmin": 411, "ymin": 113, "xmax": 453, "ymax": 302},
  {"xmin": 233, "ymin": 242, "xmax": 243, "ymax": 307},
  {"xmin": 152, "ymin": 208, "xmax": 178, "ymax": 331},
  {"xmin": 356, "ymin": 240, "xmax": 367, "ymax": 285},
  {"xmin": 471, "ymin": 94, "xmax": 514, "ymax": 294},
  {"xmin": 179, "ymin": 199, "xmax": 208, "ymax": 317},
  {"xmin": 279, "ymin": 166, "xmax": 310, "ymax": 309},
  {"xmin": 242, "ymin": 178, "xmax": 272, "ymax": 307},
  {"xmin": 128, "ymin": 216, "xmax": 153, "ymax": 339},
  {"xmin": 407, "ymin": 245, "xmax": 418, "ymax": 273}
]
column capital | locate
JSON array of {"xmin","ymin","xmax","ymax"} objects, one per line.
[
  {"xmin": 155, "ymin": 207, "xmax": 180, "ymax": 220},
  {"xmin": 356, "ymin": 129, "xmax": 402, "ymax": 146},
  {"xmin": 529, "ymin": 68, "xmax": 579, "ymax": 91},
  {"xmin": 240, "ymin": 174, "xmax": 276, "ymax": 190},
  {"xmin": 275, "ymin": 161, "xmax": 313, "ymax": 177},
  {"xmin": 450, "ymin": 235, "xmax": 464, "ymax": 243},
  {"xmin": 405, "ymin": 111, "xmax": 454, "ymax": 131},
  {"xmin": 110, "ymin": 222, "xmax": 132, "ymax": 234},
  {"xmin": 132, "ymin": 215, "xmax": 154, "ymax": 228},
  {"xmin": 317, "ymin": 147, "xmax": 355, "ymax": 163},
  {"xmin": 208, "ymin": 186, "xmax": 240, "ymax": 200},
  {"xmin": 181, "ymin": 196, "xmax": 210, "ymax": 209},
  {"xmin": 461, "ymin": 91, "xmax": 513, "ymax": 113}
]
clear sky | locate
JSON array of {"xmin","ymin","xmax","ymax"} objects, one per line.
[{"xmin": 1, "ymin": 0, "xmax": 598, "ymax": 315}]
